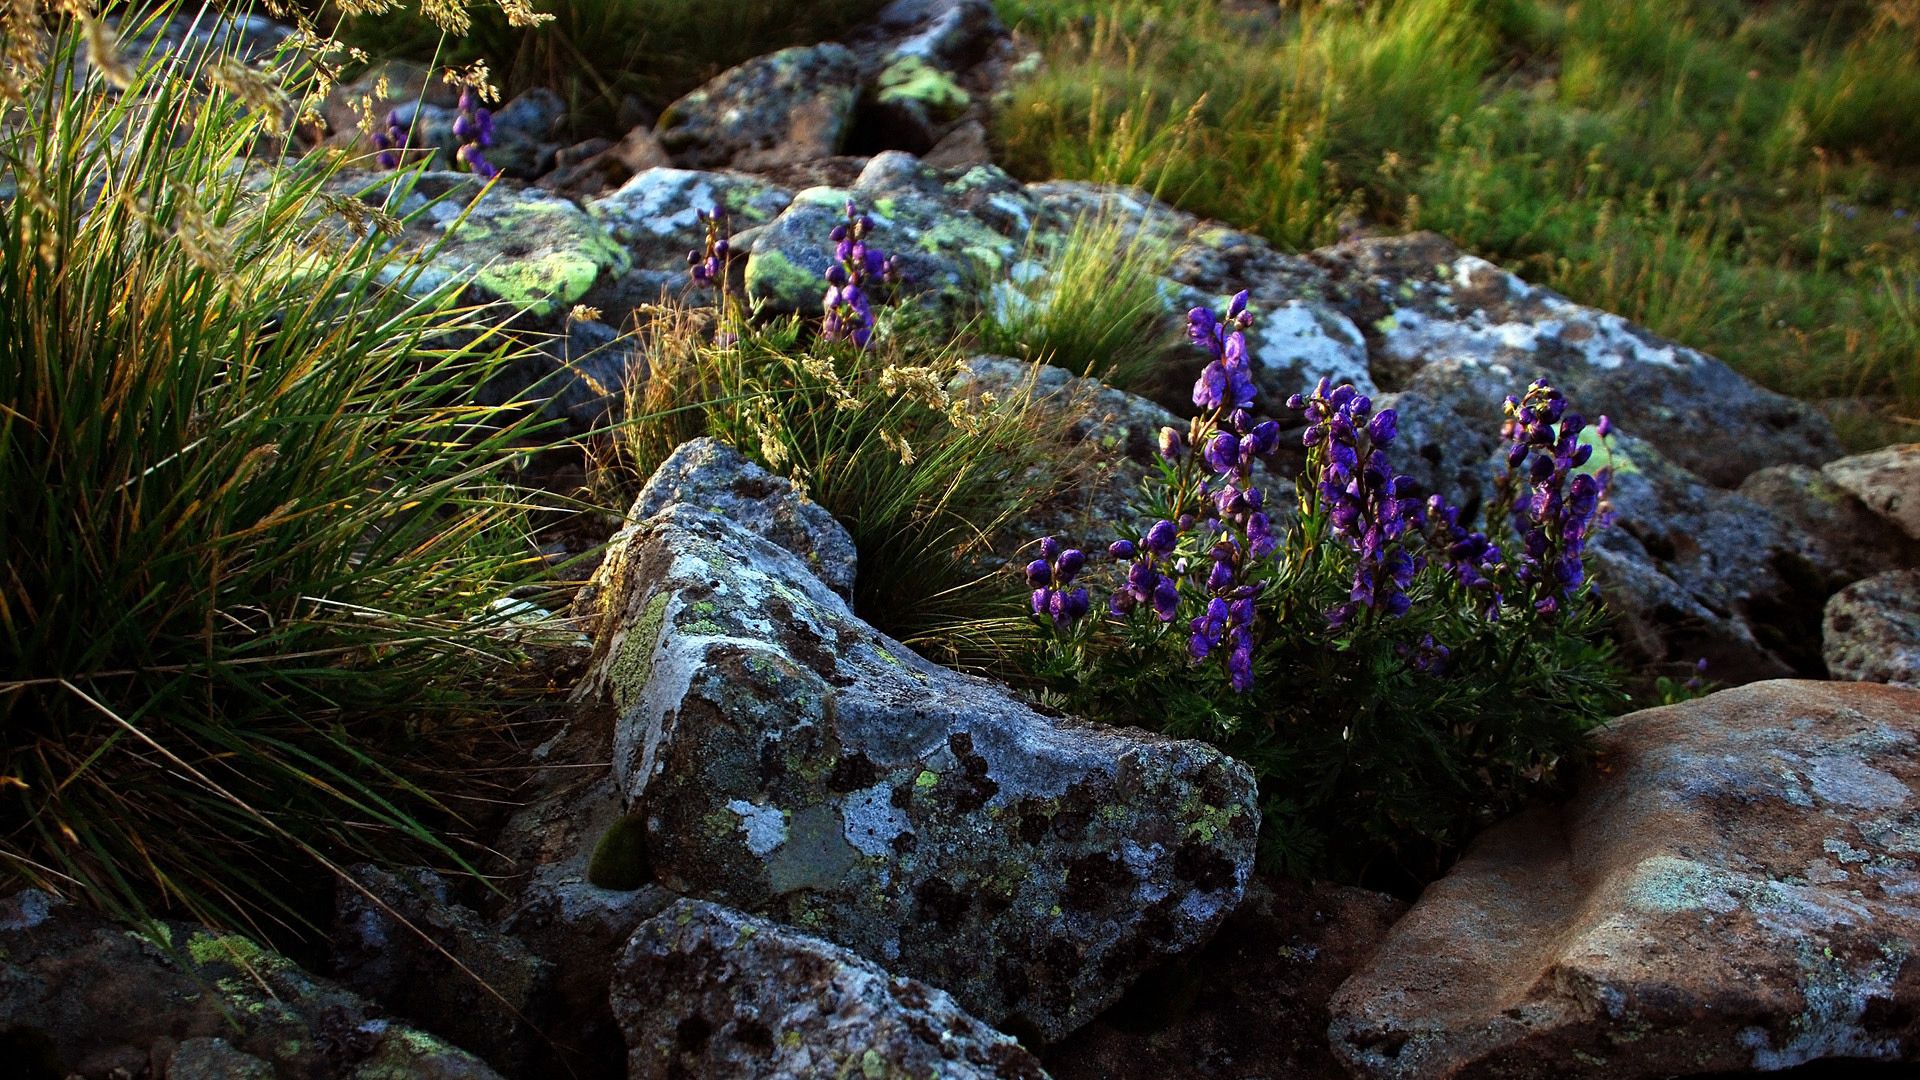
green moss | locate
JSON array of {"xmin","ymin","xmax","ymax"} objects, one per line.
[
  {"xmin": 746, "ymin": 247, "xmax": 825, "ymax": 305},
  {"xmin": 587, "ymin": 811, "xmax": 651, "ymax": 890},
  {"xmin": 914, "ymin": 770, "xmax": 939, "ymax": 790}
]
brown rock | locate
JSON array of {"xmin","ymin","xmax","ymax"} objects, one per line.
[
  {"xmin": 1329, "ymin": 680, "xmax": 1920, "ymax": 1079},
  {"xmin": 1825, "ymin": 444, "xmax": 1920, "ymax": 543},
  {"xmin": 538, "ymin": 126, "xmax": 672, "ymax": 197}
]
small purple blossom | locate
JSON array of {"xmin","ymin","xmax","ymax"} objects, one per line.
[
  {"xmin": 1028, "ymin": 538, "xmax": 1091, "ymax": 628},
  {"xmin": 453, "ymin": 88, "xmax": 496, "ymax": 179},
  {"xmin": 821, "ymin": 201, "xmax": 899, "ymax": 348}
]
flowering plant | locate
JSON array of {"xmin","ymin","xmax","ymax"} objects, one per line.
[
  {"xmin": 821, "ymin": 200, "xmax": 901, "ymax": 349},
  {"xmin": 1021, "ymin": 289, "xmax": 1624, "ymax": 881}
]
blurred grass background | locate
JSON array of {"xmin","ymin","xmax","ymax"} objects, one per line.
[{"xmin": 993, "ymin": 0, "xmax": 1920, "ymax": 448}]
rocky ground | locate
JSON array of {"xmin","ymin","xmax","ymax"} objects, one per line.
[{"xmin": 7, "ymin": 2, "xmax": 1920, "ymax": 1077}]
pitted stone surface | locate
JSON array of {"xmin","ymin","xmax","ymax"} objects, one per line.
[
  {"xmin": 1329, "ymin": 680, "xmax": 1920, "ymax": 1079},
  {"xmin": 569, "ymin": 454, "xmax": 1258, "ymax": 1041},
  {"xmin": 1827, "ymin": 570, "xmax": 1920, "ymax": 688},
  {"xmin": 612, "ymin": 898, "xmax": 1049, "ymax": 1080}
]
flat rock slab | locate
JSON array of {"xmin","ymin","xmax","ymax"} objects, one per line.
[
  {"xmin": 1330, "ymin": 680, "xmax": 1920, "ymax": 1079},
  {"xmin": 570, "ymin": 455, "xmax": 1259, "ymax": 1042},
  {"xmin": 612, "ymin": 898, "xmax": 1050, "ymax": 1080}
]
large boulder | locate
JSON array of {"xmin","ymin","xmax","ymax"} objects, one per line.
[
  {"xmin": 1309, "ymin": 233, "xmax": 1841, "ymax": 488},
  {"xmin": 1329, "ymin": 680, "xmax": 1920, "ymax": 1079},
  {"xmin": 1825, "ymin": 444, "xmax": 1920, "ymax": 543},
  {"xmin": 656, "ymin": 44, "xmax": 863, "ymax": 170},
  {"xmin": 1740, "ymin": 464, "xmax": 1920, "ymax": 591},
  {"xmin": 0, "ymin": 890, "xmax": 502, "ymax": 1079},
  {"xmin": 612, "ymin": 898, "xmax": 1050, "ymax": 1080},
  {"xmin": 567, "ymin": 443, "xmax": 1260, "ymax": 1041},
  {"xmin": 1826, "ymin": 570, "xmax": 1920, "ymax": 688}
]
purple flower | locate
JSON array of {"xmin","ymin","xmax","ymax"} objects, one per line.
[
  {"xmin": 821, "ymin": 201, "xmax": 895, "ymax": 348},
  {"xmin": 1498, "ymin": 380, "xmax": 1612, "ymax": 615}
]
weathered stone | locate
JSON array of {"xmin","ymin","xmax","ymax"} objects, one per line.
[
  {"xmin": 0, "ymin": 890, "xmax": 502, "ymax": 1080},
  {"xmin": 165, "ymin": 1038, "xmax": 277, "ymax": 1080},
  {"xmin": 1045, "ymin": 877, "xmax": 1406, "ymax": 1080},
  {"xmin": 862, "ymin": 0, "xmax": 1006, "ymax": 72},
  {"xmin": 568, "ymin": 465, "xmax": 1259, "ymax": 1041},
  {"xmin": 745, "ymin": 153, "xmax": 1036, "ymax": 320},
  {"xmin": 1741, "ymin": 464, "xmax": 1920, "ymax": 591},
  {"xmin": 1826, "ymin": 570, "xmax": 1920, "ymax": 688},
  {"xmin": 385, "ymin": 89, "xmax": 566, "ymax": 180},
  {"xmin": 1825, "ymin": 444, "xmax": 1920, "ymax": 543},
  {"xmin": 1329, "ymin": 680, "xmax": 1920, "ymax": 1079},
  {"xmin": 1311, "ymin": 233, "xmax": 1841, "ymax": 487},
  {"xmin": 586, "ymin": 167, "xmax": 795, "ymax": 275},
  {"xmin": 612, "ymin": 898, "xmax": 1050, "ymax": 1080},
  {"xmin": 624, "ymin": 436, "xmax": 858, "ymax": 599},
  {"xmin": 383, "ymin": 172, "xmax": 631, "ymax": 321},
  {"xmin": 330, "ymin": 865, "xmax": 549, "ymax": 1074},
  {"xmin": 657, "ymin": 45, "xmax": 862, "ymax": 170}
]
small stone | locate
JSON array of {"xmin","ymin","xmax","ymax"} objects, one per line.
[
  {"xmin": 1826, "ymin": 570, "xmax": 1920, "ymax": 687},
  {"xmin": 1824, "ymin": 444, "xmax": 1920, "ymax": 543}
]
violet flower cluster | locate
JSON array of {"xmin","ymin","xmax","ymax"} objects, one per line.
[
  {"xmin": 1026, "ymin": 537, "xmax": 1090, "ymax": 627},
  {"xmin": 1499, "ymin": 380, "xmax": 1610, "ymax": 616},
  {"xmin": 687, "ymin": 205, "xmax": 730, "ymax": 288},
  {"xmin": 453, "ymin": 87, "xmax": 497, "ymax": 179},
  {"xmin": 1287, "ymin": 379, "xmax": 1424, "ymax": 628},
  {"xmin": 1106, "ymin": 521, "xmax": 1180, "ymax": 622},
  {"xmin": 822, "ymin": 201, "xmax": 900, "ymax": 349},
  {"xmin": 372, "ymin": 111, "xmax": 409, "ymax": 170}
]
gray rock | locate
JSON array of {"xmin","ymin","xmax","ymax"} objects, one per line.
[
  {"xmin": 1824, "ymin": 444, "xmax": 1920, "ymax": 542},
  {"xmin": 1329, "ymin": 679, "xmax": 1920, "ymax": 1079},
  {"xmin": 389, "ymin": 88, "xmax": 567, "ymax": 179},
  {"xmin": 330, "ymin": 865, "xmax": 550, "ymax": 1074},
  {"xmin": 380, "ymin": 172, "xmax": 631, "ymax": 322},
  {"xmin": 567, "ymin": 467, "xmax": 1259, "ymax": 1041},
  {"xmin": 0, "ymin": 890, "xmax": 503, "ymax": 1080},
  {"xmin": 613, "ymin": 898, "xmax": 1050, "ymax": 1080},
  {"xmin": 165, "ymin": 1038, "xmax": 277, "ymax": 1080},
  {"xmin": 1312, "ymin": 232, "xmax": 1840, "ymax": 487},
  {"xmin": 537, "ymin": 125, "xmax": 673, "ymax": 197},
  {"xmin": 586, "ymin": 166, "xmax": 795, "ymax": 275},
  {"xmin": 1826, "ymin": 570, "xmax": 1920, "ymax": 688},
  {"xmin": 657, "ymin": 44, "xmax": 863, "ymax": 170},
  {"xmin": 864, "ymin": 0, "xmax": 1007, "ymax": 71},
  {"xmin": 625, "ymin": 436, "xmax": 858, "ymax": 600},
  {"xmin": 745, "ymin": 152, "xmax": 1036, "ymax": 320}
]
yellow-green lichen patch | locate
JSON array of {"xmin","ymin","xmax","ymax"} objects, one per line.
[
  {"xmin": 1180, "ymin": 794, "xmax": 1245, "ymax": 843},
  {"xmin": 607, "ymin": 592, "xmax": 672, "ymax": 709},
  {"xmin": 745, "ymin": 248, "xmax": 825, "ymax": 305}
]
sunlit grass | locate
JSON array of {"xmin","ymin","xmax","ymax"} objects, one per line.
[{"xmin": 996, "ymin": 0, "xmax": 1920, "ymax": 447}]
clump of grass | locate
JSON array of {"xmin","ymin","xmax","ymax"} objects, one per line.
[
  {"xmin": 607, "ymin": 305, "xmax": 1083, "ymax": 666},
  {"xmin": 978, "ymin": 209, "xmax": 1181, "ymax": 396},
  {"xmin": 0, "ymin": 4, "xmax": 554, "ymax": 934},
  {"xmin": 996, "ymin": 0, "xmax": 1920, "ymax": 447}
]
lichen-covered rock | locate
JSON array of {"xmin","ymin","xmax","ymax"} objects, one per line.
[
  {"xmin": 1825, "ymin": 444, "xmax": 1920, "ymax": 543},
  {"xmin": 537, "ymin": 125, "xmax": 672, "ymax": 197},
  {"xmin": 392, "ymin": 88, "xmax": 566, "ymax": 180},
  {"xmin": 329, "ymin": 865, "xmax": 549, "ymax": 1074},
  {"xmin": 625, "ymin": 436, "xmax": 858, "ymax": 599},
  {"xmin": 861, "ymin": 0, "xmax": 1006, "ymax": 72},
  {"xmin": 612, "ymin": 898, "xmax": 1050, "ymax": 1080},
  {"xmin": 656, "ymin": 44, "xmax": 862, "ymax": 170},
  {"xmin": 1741, "ymin": 464, "xmax": 1920, "ymax": 590},
  {"xmin": 0, "ymin": 890, "xmax": 503, "ymax": 1080},
  {"xmin": 745, "ymin": 152, "xmax": 1036, "ymax": 320},
  {"xmin": 1826, "ymin": 570, "xmax": 1920, "ymax": 688},
  {"xmin": 1044, "ymin": 877, "xmax": 1406, "ymax": 1080},
  {"xmin": 568, "ymin": 465, "xmax": 1259, "ymax": 1041},
  {"xmin": 1329, "ymin": 680, "xmax": 1920, "ymax": 1079},
  {"xmin": 586, "ymin": 167, "xmax": 795, "ymax": 274},
  {"xmin": 1311, "ymin": 233, "xmax": 1840, "ymax": 487},
  {"xmin": 386, "ymin": 173, "xmax": 631, "ymax": 321}
]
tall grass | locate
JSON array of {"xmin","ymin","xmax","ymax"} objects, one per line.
[
  {"xmin": 608, "ymin": 307, "xmax": 1083, "ymax": 666},
  {"xmin": 996, "ymin": 0, "xmax": 1920, "ymax": 447},
  {"xmin": 0, "ymin": 4, "xmax": 554, "ymax": 933},
  {"xmin": 979, "ymin": 208, "xmax": 1180, "ymax": 396}
]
